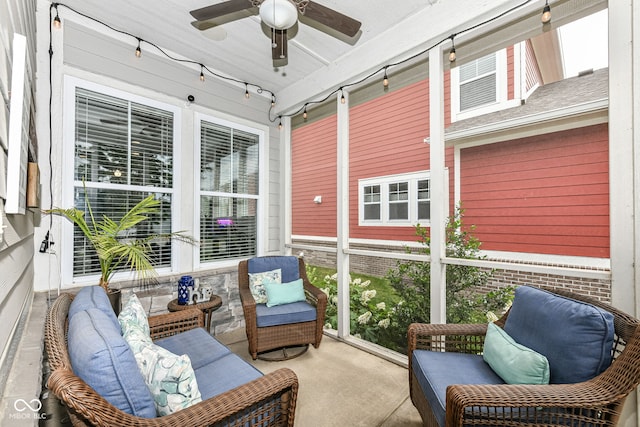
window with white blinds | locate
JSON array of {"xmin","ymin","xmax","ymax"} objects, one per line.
[
  {"xmin": 459, "ymin": 53, "xmax": 497, "ymax": 111},
  {"xmin": 73, "ymin": 87, "xmax": 174, "ymax": 278},
  {"xmin": 199, "ymin": 120, "xmax": 259, "ymax": 262}
]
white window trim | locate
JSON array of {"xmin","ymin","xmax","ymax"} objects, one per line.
[
  {"xmin": 62, "ymin": 75, "xmax": 181, "ymax": 285},
  {"xmin": 450, "ymin": 48, "xmax": 519, "ymax": 122},
  {"xmin": 358, "ymin": 171, "xmax": 431, "ymax": 227},
  {"xmin": 194, "ymin": 112, "xmax": 267, "ymax": 269}
]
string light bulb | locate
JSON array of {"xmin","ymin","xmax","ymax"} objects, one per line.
[
  {"xmin": 53, "ymin": 6, "xmax": 62, "ymax": 29},
  {"xmin": 303, "ymin": 106, "xmax": 308, "ymax": 120},
  {"xmin": 340, "ymin": 90, "xmax": 346, "ymax": 104},
  {"xmin": 278, "ymin": 116, "xmax": 283, "ymax": 130},
  {"xmin": 244, "ymin": 83, "xmax": 250, "ymax": 99},
  {"xmin": 199, "ymin": 65, "xmax": 205, "ymax": 81},
  {"xmin": 383, "ymin": 69, "xmax": 389, "ymax": 89},
  {"xmin": 271, "ymin": 95, "xmax": 276, "ymax": 107},
  {"xmin": 541, "ymin": 1, "xmax": 551, "ymax": 24},
  {"xmin": 448, "ymin": 35, "xmax": 457, "ymax": 62},
  {"xmin": 135, "ymin": 38, "xmax": 142, "ymax": 58}
]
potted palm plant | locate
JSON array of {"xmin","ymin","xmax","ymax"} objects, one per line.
[{"xmin": 47, "ymin": 193, "xmax": 195, "ymax": 313}]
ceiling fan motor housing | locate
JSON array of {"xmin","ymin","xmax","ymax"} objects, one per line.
[{"xmin": 259, "ymin": 0, "xmax": 298, "ymax": 30}]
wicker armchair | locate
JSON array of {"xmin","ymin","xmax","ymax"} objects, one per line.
[
  {"xmin": 239, "ymin": 256, "xmax": 327, "ymax": 359},
  {"xmin": 45, "ymin": 293, "xmax": 298, "ymax": 426},
  {"xmin": 408, "ymin": 287, "xmax": 640, "ymax": 427}
]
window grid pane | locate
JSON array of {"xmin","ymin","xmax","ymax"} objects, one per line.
[
  {"xmin": 418, "ymin": 179, "xmax": 431, "ymax": 220},
  {"xmin": 388, "ymin": 182, "xmax": 409, "ymax": 220},
  {"xmin": 200, "ymin": 121, "xmax": 260, "ymax": 261},
  {"xmin": 73, "ymin": 88, "xmax": 174, "ymax": 278},
  {"xmin": 363, "ymin": 185, "xmax": 381, "ymax": 220}
]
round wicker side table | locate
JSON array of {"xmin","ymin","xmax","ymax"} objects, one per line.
[{"xmin": 167, "ymin": 295, "xmax": 222, "ymax": 333}]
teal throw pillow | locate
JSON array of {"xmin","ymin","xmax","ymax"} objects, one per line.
[
  {"xmin": 483, "ymin": 322, "xmax": 550, "ymax": 385},
  {"xmin": 249, "ymin": 268, "xmax": 281, "ymax": 304},
  {"xmin": 264, "ymin": 278, "xmax": 306, "ymax": 308}
]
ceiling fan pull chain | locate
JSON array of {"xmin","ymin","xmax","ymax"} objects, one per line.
[{"xmin": 271, "ymin": 27, "xmax": 277, "ymax": 48}]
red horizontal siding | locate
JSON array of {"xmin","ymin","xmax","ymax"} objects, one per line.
[
  {"xmin": 460, "ymin": 123, "xmax": 609, "ymax": 257},
  {"xmin": 291, "ymin": 115, "xmax": 338, "ymax": 237}
]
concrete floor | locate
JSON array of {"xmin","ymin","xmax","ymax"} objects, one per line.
[{"xmin": 1, "ymin": 290, "xmax": 423, "ymax": 426}]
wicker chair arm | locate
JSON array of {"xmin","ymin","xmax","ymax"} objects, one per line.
[
  {"xmin": 408, "ymin": 322, "xmax": 488, "ymax": 353},
  {"xmin": 148, "ymin": 308, "xmax": 204, "ymax": 340},
  {"xmin": 446, "ymin": 380, "xmax": 622, "ymax": 427},
  {"xmin": 48, "ymin": 367, "xmax": 298, "ymax": 427}
]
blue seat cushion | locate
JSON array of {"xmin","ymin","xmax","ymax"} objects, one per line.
[
  {"xmin": 504, "ymin": 286, "xmax": 615, "ymax": 384},
  {"xmin": 195, "ymin": 353, "xmax": 263, "ymax": 399},
  {"xmin": 155, "ymin": 328, "xmax": 232, "ymax": 370},
  {"xmin": 69, "ymin": 285, "xmax": 121, "ymax": 331},
  {"xmin": 68, "ymin": 308, "xmax": 156, "ymax": 418},
  {"xmin": 256, "ymin": 301, "xmax": 317, "ymax": 327},
  {"xmin": 412, "ymin": 350, "xmax": 504, "ymax": 427},
  {"xmin": 248, "ymin": 256, "xmax": 300, "ymax": 283}
]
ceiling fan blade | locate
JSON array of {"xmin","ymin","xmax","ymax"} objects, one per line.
[
  {"xmin": 190, "ymin": 0, "xmax": 254, "ymax": 21},
  {"xmin": 272, "ymin": 29, "xmax": 288, "ymax": 67},
  {"xmin": 303, "ymin": 2, "xmax": 361, "ymax": 37}
]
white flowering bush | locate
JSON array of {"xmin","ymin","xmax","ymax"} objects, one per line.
[{"xmin": 318, "ymin": 272, "xmax": 394, "ymax": 344}]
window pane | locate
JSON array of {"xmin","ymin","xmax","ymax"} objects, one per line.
[
  {"xmin": 200, "ymin": 195, "xmax": 257, "ymax": 261},
  {"xmin": 72, "ymin": 187, "xmax": 173, "ymax": 277},
  {"xmin": 201, "ymin": 123, "xmax": 259, "ymax": 195},
  {"xmin": 389, "ymin": 202, "xmax": 408, "ymax": 220},
  {"xmin": 364, "ymin": 204, "xmax": 381, "ymax": 220},
  {"xmin": 389, "ymin": 182, "xmax": 408, "ymax": 201},
  {"xmin": 460, "ymin": 74, "xmax": 497, "ymax": 110},
  {"xmin": 130, "ymin": 103, "xmax": 174, "ymax": 187},
  {"xmin": 418, "ymin": 201, "xmax": 431, "ymax": 220}
]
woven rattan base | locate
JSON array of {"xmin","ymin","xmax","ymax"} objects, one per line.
[{"xmin": 257, "ymin": 344, "xmax": 309, "ymax": 361}]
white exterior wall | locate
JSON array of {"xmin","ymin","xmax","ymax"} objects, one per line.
[{"xmin": 33, "ymin": 3, "xmax": 282, "ymax": 293}]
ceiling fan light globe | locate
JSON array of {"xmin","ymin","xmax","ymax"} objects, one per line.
[{"xmin": 260, "ymin": 0, "xmax": 298, "ymax": 30}]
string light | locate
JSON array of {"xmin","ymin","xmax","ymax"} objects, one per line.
[
  {"xmin": 244, "ymin": 83, "xmax": 250, "ymax": 99},
  {"xmin": 383, "ymin": 69, "xmax": 389, "ymax": 89},
  {"xmin": 303, "ymin": 106, "xmax": 308, "ymax": 120},
  {"xmin": 199, "ymin": 64, "xmax": 205, "ymax": 81},
  {"xmin": 278, "ymin": 116, "xmax": 283, "ymax": 130},
  {"xmin": 271, "ymin": 95, "xmax": 276, "ymax": 107},
  {"xmin": 541, "ymin": 1, "xmax": 551, "ymax": 24},
  {"xmin": 53, "ymin": 5, "xmax": 62, "ymax": 29},
  {"xmin": 135, "ymin": 38, "xmax": 142, "ymax": 58},
  {"xmin": 448, "ymin": 35, "xmax": 457, "ymax": 62},
  {"xmin": 340, "ymin": 89, "xmax": 346, "ymax": 104}
]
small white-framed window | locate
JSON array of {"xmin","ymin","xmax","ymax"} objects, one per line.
[
  {"xmin": 359, "ymin": 172, "xmax": 431, "ymax": 226},
  {"xmin": 450, "ymin": 49, "xmax": 509, "ymax": 122}
]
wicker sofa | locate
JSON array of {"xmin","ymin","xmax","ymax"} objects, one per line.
[
  {"xmin": 408, "ymin": 286, "xmax": 640, "ymax": 427},
  {"xmin": 45, "ymin": 286, "xmax": 298, "ymax": 426}
]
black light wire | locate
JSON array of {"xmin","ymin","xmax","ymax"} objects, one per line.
[{"xmin": 283, "ymin": 0, "xmax": 535, "ymax": 121}]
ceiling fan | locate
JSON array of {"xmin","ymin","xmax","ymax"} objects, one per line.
[{"xmin": 190, "ymin": 0, "xmax": 362, "ymax": 67}]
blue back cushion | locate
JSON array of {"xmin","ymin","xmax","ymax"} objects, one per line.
[
  {"xmin": 69, "ymin": 286, "xmax": 121, "ymax": 331},
  {"xmin": 68, "ymin": 308, "xmax": 156, "ymax": 418},
  {"xmin": 504, "ymin": 286, "xmax": 614, "ymax": 384},
  {"xmin": 248, "ymin": 256, "xmax": 300, "ymax": 283}
]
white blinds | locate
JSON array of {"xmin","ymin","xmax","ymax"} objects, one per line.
[
  {"xmin": 199, "ymin": 121, "xmax": 259, "ymax": 262},
  {"xmin": 459, "ymin": 53, "xmax": 497, "ymax": 111},
  {"xmin": 72, "ymin": 88, "xmax": 174, "ymax": 278}
]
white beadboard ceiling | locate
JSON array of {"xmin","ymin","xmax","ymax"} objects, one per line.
[{"xmin": 51, "ymin": 0, "xmax": 602, "ymax": 114}]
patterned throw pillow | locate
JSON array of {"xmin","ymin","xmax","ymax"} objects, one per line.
[
  {"xmin": 119, "ymin": 293, "xmax": 150, "ymax": 339},
  {"xmin": 248, "ymin": 268, "xmax": 281, "ymax": 304},
  {"xmin": 125, "ymin": 332, "xmax": 202, "ymax": 416}
]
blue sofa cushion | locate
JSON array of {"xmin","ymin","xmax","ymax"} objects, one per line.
[
  {"xmin": 248, "ymin": 256, "xmax": 300, "ymax": 283},
  {"xmin": 69, "ymin": 285, "xmax": 120, "ymax": 331},
  {"xmin": 256, "ymin": 301, "xmax": 317, "ymax": 327},
  {"xmin": 195, "ymin": 353, "xmax": 263, "ymax": 399},
  {"xmin": 68, "ymin": 308, "xmax": 156, "ymax": 418},
  {"xmin": 504, "ymin": 286, "xmax": 615, "ymax": 384},
  {"xmin": 412, "ymin": 350, "xmax": 504, "ymax": 427},
  {"xmin": 155, "ymin": 328, "xmax": 232, "ymax": 370}
]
